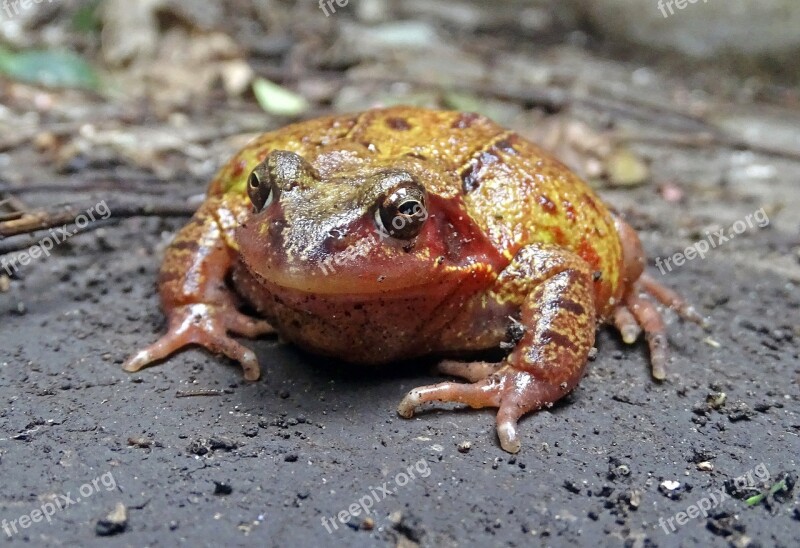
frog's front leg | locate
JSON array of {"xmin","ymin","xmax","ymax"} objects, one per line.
[
  {"xmin": 123, "ymin": 197, "xmax": 274, "ymax": 380},
  {"xmin": 398, "ymin": 245, "xmax": 596, "ymax": 453}
]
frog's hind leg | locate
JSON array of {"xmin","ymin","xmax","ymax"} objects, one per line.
[
  {"xmin": 123, "ymin": 198, "xmax": 274, "ymax": 381},
  {"xmin": 399, "ymin": 245, "xmax": 596, "ymax": 454}
]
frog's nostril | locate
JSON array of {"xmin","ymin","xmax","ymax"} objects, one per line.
[{"xmin": 325, "ymin": 228, "xmax": 349, "ymax": 251}]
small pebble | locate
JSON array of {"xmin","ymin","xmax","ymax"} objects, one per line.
[
  {"xmin": 96, "ymin": 503, "xmax": 127, "ymax": 537},
  {"xmin": 213, "ymin": 481, "xmax": 233, "ymax": 496}
]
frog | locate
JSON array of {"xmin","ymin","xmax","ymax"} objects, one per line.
[{"xmin": 124, "ymin": 106, "xmax": 704, "ymax": 453}]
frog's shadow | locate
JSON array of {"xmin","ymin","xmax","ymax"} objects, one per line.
[{"xmin": 239, "ymin": 338, "xmax": 580, "ymax": 422}]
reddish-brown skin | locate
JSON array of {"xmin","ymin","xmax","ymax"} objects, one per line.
[{"xmin": 124, "ymin": 106, "xmax": 704, "ymax": 453}]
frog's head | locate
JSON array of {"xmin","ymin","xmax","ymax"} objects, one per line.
[{"xmin": 236, "ymin": 149, "xmax": 501, "ymax": 294}]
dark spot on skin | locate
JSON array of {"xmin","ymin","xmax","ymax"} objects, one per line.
[
  {"xmin": 563, "ymin": 200, "xmax": 576, "ymax": 221},
  {"xmin": 462, "ymin": 164, "xmax": 480, "ymax": 193},
  {"xmin": 550, "ymin": 226, "xmax": 566, "ymax": 246},
  {"xmin": 540, "ymin": 329, "xmax": 579, "ymax": 353},
  {"xmin": 387, "ymin": 117, "xmax": 411, "ymax": 131},
  {"xmin": 583, "ymin": 194, "xmax": 601, "ymax": 213},
  {"xmin": 170, "ymin": 241, "xmax": 197, "ymax": 251},
  {"xmin": 494, "ymin": 137, "xmax": 518, "ymax": 155},
  {"xmin": 461, "ymin": 150, "xmax": 499, "ymax": 193},
  {"xmin": 593, "ymin": 271, "xmax": 602, "ymax": 282},
  {"xmin": 451, "ymin": 112, "xmax": 481, "ymax": 129},
  {"xmin": 269, "ymin": 219, "xmax": 286, "ymax": 234},
  {"xmin": 557, "ymin": 297, "xmax": 586, "ymax": 316},
  {"xmin": 232, "ymin": 159, "xmax": 247, "ymax": 177},
  {"xmin": 538, "ymin": 194, "xmax": 557, "ymax": 214},
  {"xmin": 578, "ymin": 239, "xmax": 603, "ymax": 273}
]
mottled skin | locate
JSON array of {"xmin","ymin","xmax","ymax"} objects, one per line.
[{"xmin": 125, "ymin": 106, "xmax": 704, "ymax": 453}]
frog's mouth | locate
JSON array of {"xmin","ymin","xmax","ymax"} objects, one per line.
[
  {"xmin": 236, "ymin": 216, "xmax": 473, "ymax": 295},
  {"xmin": 235, "ymin": 196, "xmax": 505, "ymax": 296}
]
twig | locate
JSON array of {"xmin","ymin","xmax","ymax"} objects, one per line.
[
  {"xmin": 0, "ymin": 201, "xmax": 196, "ymax": 240},
  {"xmin": 175, "ymin": 389, "xmax": 230, "ymax": 398},
  {"xmin": 0, "ymin": 219, "xmax": 117, "ymax": 255},
  {"xmin": 0, "ymin": 179, "xmax": 191, "ymax": 197},
  {"xmin": 617, "ymin": 133, "xmax": 800, "ymax": 162}
]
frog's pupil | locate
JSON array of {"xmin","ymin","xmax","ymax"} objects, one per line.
[
  {"xmin": 247, "ymin": 170, "xmax": 272, "ymax": 212},
  {"xmin": 398, "ymin": 200, "xmax": 419, "ymax": 216}
]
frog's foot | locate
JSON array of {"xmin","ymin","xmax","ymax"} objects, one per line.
[
  {"xmin": 613, "ymin": 275, "xmax": 708, "ymax": 380},
  {"xmin": 398, "ymin": 364, "xmax": 563, "ymax": 453},
  {"xmin": 123, "ymin": 304, "xmax": 274, "ymax": 381},
  {"xmin": 401, "ymin": 245, "xmax": 597, "ymax": 453}
]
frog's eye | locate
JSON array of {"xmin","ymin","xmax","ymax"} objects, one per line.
[
  {"xmin": 247, "ymin": 167, "xmax": 274, "ymax": 212},
  {"xmin": 376, "ymin": 186, "xmax": 428, "ymax": 240}
]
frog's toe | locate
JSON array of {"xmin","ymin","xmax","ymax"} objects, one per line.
[
  {"xmin": 203, "ymin": 331, "xmax": 261, "ymax": 380},
  {"xmin": 639, "ymin": 273, "xmax": 709, "ymax": 328},
  {"xmin": 436, "ymin": 360, "xmax": 504, "ymax": 382},
  {"xmin": 496, "ymin": 413, "xmax": 522, "ymax": 454},
  {"xmin": 224, "ymin": 311, "xmax": 275, "ymax": 338},
  {"xmin": 397, "ymin": 378, "xmax": 501, "ymax": 419},
  {"xmin": 624, "ymin": 293, "xmax": 669, "ymax": 380},
  {"xmin": 123, "ymin": 320, "xmax": 197, "ymax": 374},
  {"xmin": 613, "ymin": 305, "xmax": 642, "ymax": 344}
]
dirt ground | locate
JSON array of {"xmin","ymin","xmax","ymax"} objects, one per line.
[{"xmin": 0, "ymin": 1, "xmax": 798, "ymax": 547}]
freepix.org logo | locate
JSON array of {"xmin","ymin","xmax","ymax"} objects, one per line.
[
  {"xmin": 1, "ymin": 200, "xmax": 111, "ymax": 277},
  {"xmin": 1, "ymin": 0, "xmax": 56, "ymax": 20},
  {"xmin": 657, "ymin": 0, "xmax": 712, "ymax": 19},
  {"xmin": 319, "ymin": 0, "xmax": 349, "ymax": 17}
]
